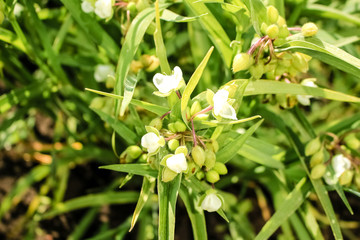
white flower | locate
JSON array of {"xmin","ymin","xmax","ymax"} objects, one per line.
[
  {"xmin": 323, "ymin": 154, "xmax": 351, "ymax": 185},
  {"xmin": 81, "ymin": 0, "xmax": 94, "ymax": 13},
  {"xmin": 94, "ymin": 0, "xmax": 113, "ymax": 19},
  {"xmin": 201, "ymin": 193, "xmax": 222, "ymax": 212},
  {"xmin": 141, "ymin": 132, "xmax": 163, "ymax": 154},
  {"xmin": 166, "ymin": 153, "xmax": 188, "ymax": 173},
  {"xmin": 153, "ymin": 66, "xmax": 183, "ymax": 96},
  {"xmin": 213, "ymin": 89, "xmax": 237, "ymax": 120},
  {"xmin": 14, "ymin": 3, "xmax": 24, "ymax": 16},
  {"xmin": 297, "ymin": 79, "xmax": 317, "ymax": 106},
  {"xmin": 94, "ymin": 64, "xmax": 115, "ymax": 82}
]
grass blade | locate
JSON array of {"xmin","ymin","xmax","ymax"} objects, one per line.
[{"xmin": 100, "ymin": 164, "xmax": 158, "ymax": 178}]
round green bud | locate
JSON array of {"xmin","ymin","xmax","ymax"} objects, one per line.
[
  {"xmin": 192, "ymin": 146, "xmax": 206, "ymax": 167},
  {"xmin": 339, "ymin": 170, "xmax": 354, "ymax": 186},
  {"xmin": 150, "ymin": 118, "xmax": 163, "ymax": 130},
  {"xmin": 196, "ymin": 171, "xmax": 205, "ymax": 180},
  {"xmin": 277, "ymin": 16, "xmax": 286, "ymax": 27},
  {"xmin": 250, "ymin": 63, "xmax": 264, "ymax": 79},
  {"xmin": 190, "ymin": 101, "xmax": 202, "ymax": 117},
  {"xmin": 305, "ymin": 137, "xmax": 322, "ymax": 156},
  {"xmin": 126, "ymin": 2, "xmax": 137, "ymax": 13},
  {"xmin": 267, "ymin": 6, "xmax": 279, "ymax": 24},
  {"xmin": 206, "ymin": 141, "xmax": 219, "ymax": 153},
  {"xmin": 266, "ymin": 24, "xmax": 279, "ymax": 39},
  {"xmin": 127, "ymin": 145, "xmax": 142, "ymax": 159},
  {"xmin": 310, "ymin": 150, "xmax": 324, "ymax": 168},
  {"xmin": 232, "ymin": 53, "xmax": 252, "ymax": 73},
  {"xmin": 162, "ymin": 167, "xmax": 178, "ymax": 182},
  {"xmin": 206, "ymin": 170, "xmax": 220, "ymax": 183},
  {"xmin": 139, "ymin": 153, "xmax": 147, "ymax": 163},
  {"xmin": 204, "ymin": 149, "xmax": 216, "ymax": 170},
  {"xmin": 213, "ymin": 162, "xmax": 228, "ymax": 175},
  {"xmin": 261, "ymin": 22, "xmax": 268, "ymax": 35},
  {"xmin": 310, "ymin": 164, "xmax": 326, "ymax": 179},
  {"xmin": 175, "ymin": 146, "xmax": 188, "ymax": 156},
  {"xmin": 168, "ymin": 139, "xmax": 180, "ymax": 151},
  {"xmin": 301, "ymin": 22, "xmax": 318, "ymax": 37},
  {"xmin": 187, "ymin": 161, "xmax": 198, "ymax": 176},
  {"xmin": 279, "ymin": 26, "xmax": 290, "ymax": 38},
  {"xmin": 174, "ymin": 120, "xmax": 187, "ymax": 132},
  {"xmin": 168, "ymin": 123, "xmax": 176, "ymax": 133},
  {"xmin": 125, "ymin": 154, "xmax": 134, "ymax": 163}
]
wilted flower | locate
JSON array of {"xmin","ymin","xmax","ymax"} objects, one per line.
[
  {"xmin": 94, "ymin": 64, "xmax": 115, "ymax": 82},
  {"xmin": 165, "ymin": 153, "xmax": 188, "ymax": 173},
  {"xmin": 94, "ymin": 0, "xmax": 113, "ymax": 19},
  {"xmin": 153, "ymin": 66, "xmax": 183, "ymax": 96},
  {"xmin": 201, "ymin": 193, "xmax": 222, "ymax": 212},
  {"xmin": 297, "ymin": 79, "xmax": 317, "ymax": 106},
  {"xmin": 323, "ymin": 154, "xmax": 352, "ymax": 185},
  {"xmin": 213, "ymin": 89, "xmax": 237, "ymax": 120},
  {"xmin": 141, "ymin": 132, "xmax": 164, "ymax": 154}
]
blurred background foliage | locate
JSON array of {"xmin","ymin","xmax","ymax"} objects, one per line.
[{"xmin": 0, "ymin": 0, "xmax": 359, "ymax": 239}]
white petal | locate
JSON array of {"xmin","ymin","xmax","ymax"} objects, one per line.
[
  {"xmin": 296, "ymin": 95, "xmax": 311, "ymax": 106},
  {"xmin": 166, "ymin": 153, "xmax": 188, "ymax": 173},
  {"xmin": 332, "ymin": 154, "xmax": 351, "ymax": 178},
  {"xmin": 95, "ymin": 0, "xmax": 113, "ymax": 19},
  {"xmin": 219, "ymin": 103, "xmax": 237, "ymax": 120},
  {"xmin": 141, "ymin": 132, "xmax": 160, "ymax": 154},
  {"xmin": 213, "ymin": 89, "xmax": 229, "ymax": 116},
  {"xmin": 153, "ymin": 74, "xmax": 175, "ymax": 94},
  {"xmin": 94, "ymin": 64, "xmax": 115, "ymax": 82},
  {"xmin": 173, "ymin": 66, "xmax": 183, "ymax": 85},
  {"xmin": 323, "ymin": 170, "xmax": 337, "ymax": 185},
  {"xmin": 201, "ymin": 193, "xmax": 222, "ymax": 212},
  {"xmin": 81, "ymin": 1, "xmax": 94, "ymax": 13}
]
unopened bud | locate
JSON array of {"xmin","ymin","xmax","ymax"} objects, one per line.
[
  {"xmin": 305, "ymin": 137, "xmax": 321, "ymax": 156},
  {"xmin": 168, "ymin": 139, "xmax": 179, "ymax": 151},
  {"xmin": 261, "ymin": 22, "xmax": 268, "ymax": 35},
  {"xmin": 196, "ymin": 171, "xmax": 205, "ymax": 180},
  {"xmin": 232, "ymin": 53, "xmax": 252, "ymax": 73},
  {"xmin": 206, "ymin": 170, "xmax": 220, "ymax": 183},
  {"xmin": 192, "ymin": 146, "xmax": 206, "ymax": 167},
  {"xmin": 130, "ymin": 60, "xmax": 143, "ymax": 74},
  {"xmin": 310, "ymin": 164, "xmax": 326, "ymax": 179},
  {"xmin": 204, "ymin": 149, "xmax": 216, "ymax": 170},
  {"xmin": 267, "ymin": 6, "xmax": 279, "ymax": 24},
  {"xmin": 162, "ymin": 167, "xmax": 178, "ymax": 182},
  {"xmin": 140, "ymin": 55, "xmax": 160, "ymax": 72},
  {"xmin": 126, "ymin": 2, "xmax": 137, "ymax": 13},
  {"xmin": 127, "ymin": 145, "xmax": 142, "ymax": 159},
  {"xmin": 302, "ymin": 22, "xmax": 318, "ymax": 37},
  {"xmin": 187, "ymin": 161, "xmax": 198, "ymax": 176},
  {"xmin": 175, "ymin": 146, "xmax": 188, "ymax": 156},
  {"xmin": 339, "ymin": 170, "xmax": 354, "ymax": 186},
  {"xmin": 190, "ymin": 101, "xmax": 202, "ymax": 116},
  {"xmin": 266, "ymin": 24, "xmax": 279, "ymax": 39},
  {"xmin": 213, "ymin": 162, "xmax": 228, "ymax": 175},
  {"xmin": 150, "ymin": 117, "xmax": 163, "ymax": 130},
  {"xmin": 168, "ymin": 123, "xmax": 176, "ymax": 133},
  {"xmin": 174, "ymin": 120, "xmax": 187, "ymax": 132},
  {"xmin": 139, "ymin": 153, "xmax": 147, "ymax": 163},
  {"xmin": 310, "ymin": 150, "xmax": 324, "ymax": 168},
  {"xmin": 206, "ymin": 141, "xmax": 219, "ymax": 153},
  {"xmin": 277, "ymin": 16, "xmax": 286, "ymax": 26},
  {"xmin": 279, "ymin": 26, "xmax": 290, "ymax": 38}
]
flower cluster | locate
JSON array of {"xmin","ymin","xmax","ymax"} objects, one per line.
[{"xmin": 81, "ymin": 0, "xmax": 113, "ymax": 19}]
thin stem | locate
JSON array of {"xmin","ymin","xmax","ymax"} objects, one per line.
[
  {"xmin": 176, "ymin": 90, "xmax": 182, "ymax": 99},
  {"xmin": 288, "ymin": 27, "xmax": 302, "ymax": 31},
  {"xmin": 191, "ymin": 118, "xmax": 197, "ymax": 147},
  {"xmin": 160, "ymin": 111, "xmax": 171, "ymax": 120},
  {"xmin": 247, "ymin": 36, "xmax": 268, "ymax": 55},
  {"xmin": 191, "ymin": 106, "xmax": 213, "ymax": 120}
]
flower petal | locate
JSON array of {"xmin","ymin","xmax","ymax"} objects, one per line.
[
  {"xmin": 141, "ymin": 132, "xmax": 160, "ymax": 154},
  {"xmin": 213, "ymin": 89, "xmax": 229, "ymax": 116},
  {"xmin": 166, "ymin": 153, "xmax": 188, "ymax": 173},
  {"xmin": 218, "ymin": 103, "xmax": 237, "ymax": 120},
  {"xmin": 153, "ymin": 74, "xmax": 175, "ymax": 94},
  {"xmin": 201, "ymin": 193, "xmax": 222, "ymax": 212},
  {"xmin": 332, "ymin": 154, "xmax": 351, "ymax": 178},
  {"xmin": 81, "ymin": 1, "xmax": 94, "ymax": 13},
  {"xmin": 296, "ymin": 95, "xmax": 311, "ymax": 106},
  {"xmin": 94, "ymin": 0, "xmax": 113, "ymax": 19}
]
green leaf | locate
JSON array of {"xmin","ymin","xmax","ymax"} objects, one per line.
[
  {"xmin": 181, "ymin": 46, "xmax": 214, "ymax": 123},
  {"xmin": 216, "ymin": 119, "xmax": 263, "ymax": 163},
  {"xmin": 243, "ymin": 0, "xmax": 267, "ymax": 36},
  {"xmin": 130, "ymin": 177, "xmax": 156, "ymax": 231},
  {"xmin": 60, "ymin": 0, "xmax": 119, "ymax": 61},
  {"xmin": 229, "ymin": 79, "xmax": 360, "ymax": 103},
  {"xmin": 43, "ymin": 192, "xmax": 139, "ymax": 219},
  {"xmin": 120, "ymin": 74, "xmax": 139, "ymax": 116},
  {"xmin": 158, "ymin": 168, "xmax": 182, "ymax": 240},
  {"xmin": 155, "ymin": 0, "xmax": 171, "ymax": 74},
  {"xmin": 86, "ymin": 88, "xmax": 170, "ymax": 116},
  {"xmin": 91, "ymin": 108, "xmax": 138, "ymax": 145},
  {"xmin": 179, "ymin": 185, "xmax": 207, "ymax": 240},
  {"xmin": 184, "ymin": 0, "xmax": 232, "ymax": 67},
  {"xmin": 194, "ymin": 115, "xmax": 262, "ymax": 128},
  {"xmin": 0, "ymin": 27, "xmax": 27, "ymax": 53},
  {"xmin": 279, "ymin": 34, "xmax": 360, "ymax": 78},
  {"xmin": 254, "ymin": 178, "xmax": 311, "ymax": 240},
  {"xmin": 161, "ymin": 9, "xmax": 205, "ymax": 22},
  {"xmin": 100, "ymin": 164, "xmax": 158, "ymax": 178}
]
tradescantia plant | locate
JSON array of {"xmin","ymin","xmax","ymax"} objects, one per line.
[{"xmin": 1, "ymin": 0, "xmax": 360, "ymax": 239}]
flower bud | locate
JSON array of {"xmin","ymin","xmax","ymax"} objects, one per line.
[
  {"xmin": 206, "ymin": 141, "xmax": 219, "ymax": 153},
  {"xmin": 266, "ymin": 24, "xmax": 279, "ymax": 39},
  {"xmin": 339, "ymin": 170, "xmax": 354, "ymax": 186},
  {"xmin": 249, "ymin": 63, "xmax": 264, "ymax": 79},
  {"xmin": 302, "ymin": 22, "xmax": 318, "ymax": 37},
  {"xmin": 310, "ymin": 164, "xmax": 326, "ymax": 179},
  {"xmin": 130, "ymin": 60, "xmax": 143, "ymax": 74},
  {"xmin": 232, "ymin": 53, "xmax": 252, "ymax": 73},
  {"xmin": 206, "ymin": 170, "xmax": 220, "ymax": 183},
  {"xmin": 187, "ymin": 161, "xmax": 198, "ymax": 176},
  {"xmin": 310, "ymin": 150, "xmax": 324, "ymax": 168},
  {"xmin": 168, "ymin": 123, "xmax": 176, "ymax": 133},
  {"xmin": 213, "ymin": 162, "xmax": 228, "ymax": 175},
  {"xmin": 162, "ymin": 167, "xmax": 178, "ymax": 182},
  {"xmin": 201, "ymin": 193, "xmax": 222, "ymax": 212},
  {"xmin": 140, "ymin": 55, "xmax": 160, "ymax": 72},
  {"xmin": 261, "ymin": 22, "xmax": 268, "ymax": 35},
  {"xmin": 168, "ymin": 139, "xmax": 179, "ymax": 151},
  {"xmin": 192, "ymin": 146, "xmax": 206, "ymax": 167},
  {"xmin": 150, "ymin": 117, "xmax": 163, "ymax": 130},
  {"xmin": 190, "ymin": 101, "xmax": 202, "ymax": 116},
  {"xmin": 196, "ymin": 171, "xmax": 205, "ymax": 180},
  {"xmin": 126, "ymin": 1, "xmax": 137, "ymax": 13},
  {"xmin": 127, "ymin": 145, "xmax": 142, "ymax": 159},
  {"xmin": 277, "ymin": 16, "xmax": 286, "ymax": 26},
  {"xmin": 175, "ymin": 146, "xmax": 188, "ymax": 156},
  {"xmin": 267, "ymin": 6, "xmax": 279, "ymax": 24},
  {"xmin": 305, "ymin": 137, "xmax": 321, "ymax": 156},
  {"xmin": 174, "ymin": 120, "xmax": 187, "ymax": 132},
  {"xmin": 204, "ymin": 149, "xmax": 216, "ymax": 170},
  {"xmin": 278, "ymin": 26, "xmax": 290, "ymax": 38},
  {"xmin": 139, "ymin": 153, "xmax": 147, "ymax": 163}
]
